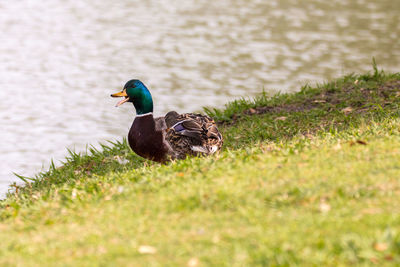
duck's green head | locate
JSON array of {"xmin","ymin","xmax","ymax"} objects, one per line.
[{"xmin": 111, "ymin": 79, "xmax": 153, "ymax": 115}]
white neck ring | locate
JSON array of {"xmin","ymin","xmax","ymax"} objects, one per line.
[{"xmin": 135, "ymin": 112, "xmax": 153, "ymax": 117}]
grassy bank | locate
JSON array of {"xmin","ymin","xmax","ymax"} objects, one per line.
[{"xmin": 1, "ymin": 68, "xmax": 400, "ymax": 266}]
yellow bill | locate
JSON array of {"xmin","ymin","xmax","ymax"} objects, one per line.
[{"xmin": 111, "ymin": 89, "xmax": 130, "ymax": 107}]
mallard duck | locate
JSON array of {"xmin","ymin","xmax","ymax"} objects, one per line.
[{"xmin": 111, "ymin": 79, "xmax": 223, "ymax": 162}]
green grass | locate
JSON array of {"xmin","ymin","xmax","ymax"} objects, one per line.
[{"xmin": 1, "ymin": 68, "xmax": 400, "ymax": 266}]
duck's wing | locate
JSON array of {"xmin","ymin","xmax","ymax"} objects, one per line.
[
  {"xmin": 171, "ymin": 121, "xmax": 203, "ymax": 141},
  {"xmin": 186, "ymin": 113, "xmax": 223, "ymax": 141},
  {"xmin": 165, "ymin": 112, "xmax": 202, "ymax": 140},
  {"xmin": 179, "ymin": 119, "xmax": 204, "ymax": 140},
  {"xmin": 167, "ymin": 112, "xmax": 223, "ymax": 154},
  {"xmin": 172, "ymin": 113, "xmax": 223, "ymax": 141}
]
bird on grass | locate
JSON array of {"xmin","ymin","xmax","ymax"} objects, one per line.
[{"xmin": 111, "ymin": 79, "xmax": 223, "ymax": 163}]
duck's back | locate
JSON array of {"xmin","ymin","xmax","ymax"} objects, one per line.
[{"xmin": 164, "ymin": 111, "xmax": 223, "ymax": 159}]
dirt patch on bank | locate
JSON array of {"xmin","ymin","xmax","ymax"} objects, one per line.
[
  {"xmin": 243, "ymin": 104, "xmax": 311, "ymax": 116},
  {"xmin": 222, "ymin": 80, "xmax": 400, "ymax": 125}
]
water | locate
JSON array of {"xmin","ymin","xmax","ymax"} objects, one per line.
[{"xmin": 0, "ymin": 0, "xmax": 399, "ymax": 196}]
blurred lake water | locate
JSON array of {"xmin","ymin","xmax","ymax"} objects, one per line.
[{"xmin": 0, "ymin": 0, "xmax": 399, "ymax": 196}]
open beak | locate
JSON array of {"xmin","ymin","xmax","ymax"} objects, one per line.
[{"xmin": 111, "ymin": 89, "xmax": 130, "ymax": 107}]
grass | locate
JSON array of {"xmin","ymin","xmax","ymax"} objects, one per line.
[{"xmin": 1, "ymin": 67, "xmax": 400, "ymax": 266}]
